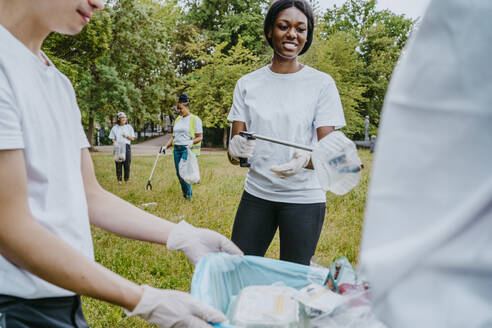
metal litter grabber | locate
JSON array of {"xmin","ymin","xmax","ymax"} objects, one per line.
[
  {"xmin": 239, "ymin": 132, "xmax": 313, "ymax": 168},
  {"xmin": 238, "ymin": 131, "xmax": 363, "ymax": 195},
  {"xmin": 146, "ymin": 146, "xmax": 166, "ymax": 190}
]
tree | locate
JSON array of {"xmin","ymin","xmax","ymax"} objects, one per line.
[
  {"xmin": 320, "ymin": 0, "xmax": 414, "ymax": 131},
  {"xmin": 182, "ymin": 0, "xmax": 269, "ymax": 55},
  {"xmin": 109, "ymin": 0, "xmax": 179, "ymax": 137},
  {"xmin": 183, "ymin": 37, "xmax": 258, "ymax": 148}
]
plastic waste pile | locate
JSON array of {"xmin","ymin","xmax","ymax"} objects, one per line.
[{"xmin": 191, "ymin": 253, "xmax": 386, "ymax": 328}]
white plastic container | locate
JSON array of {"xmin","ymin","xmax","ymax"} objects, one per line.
[{"xmin": 226, "ymin": 285, "xmax": 300, "ymax": 328}]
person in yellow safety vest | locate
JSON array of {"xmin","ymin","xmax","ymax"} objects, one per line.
[{"xmin": 165, "ymin": 94, "xmax": 203, "ymax": 200}]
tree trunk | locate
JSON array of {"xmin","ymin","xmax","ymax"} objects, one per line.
[
  {"xmin": 223, "ymin": 127, "xmax": 228, "ymax": 149},
  {"xmin": 88, "ymin": 108, "xmax": 95, "ymax": 148}
]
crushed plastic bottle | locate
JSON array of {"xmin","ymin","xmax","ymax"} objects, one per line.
[{"xmin": 140, "ymin": 202, "xmax": 157, "ymax": 209}]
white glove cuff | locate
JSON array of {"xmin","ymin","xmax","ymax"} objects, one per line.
[
  {"xmin": 124, "ymin": 285, "xmax": 155, "ymax": 318},
  {"xmin": 167, "ymin": 220, "xmax": 195, "ymax": 251}
]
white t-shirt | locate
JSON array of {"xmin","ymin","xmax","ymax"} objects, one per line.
[
  {"xmin": 228, "ymin": 65, "xmax": 346, "ymax": 203},
  {"xmin": 109, "ymin": 124, "xmax": 135, "ymax": 145},
  {"xmin": 173, "ymin": 115, "xmax": 203, "ymax": 146},
  {"xmin": 0, "ymin": 25, "xmax": 94, "ymax": 299},
  {"xmin": 359, "ymin": 0, "xmax": 492, "ymax": 326}
]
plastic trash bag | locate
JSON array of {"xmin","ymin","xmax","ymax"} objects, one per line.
[
  {"xmin": 179, "ymin": 148, "xmax": 200, "ymax": 184},
  {"xmin": 190, "ymin": 253, "xmax": 328, "ymax": 323},
  {"xmin": 312, "ymin": 131, "xmax": 362, "ymax": 195},
  {"xmin": 323, "ymin": 257, "xmax": 361, "ymax": 294},
  {"xmin": 113, "ymin": 141, "xmax": 126, "ymax": 162}
]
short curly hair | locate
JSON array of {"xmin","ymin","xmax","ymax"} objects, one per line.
[{"xmin": 264, "ymin": 0, "xmax": 315, "ymax": 56}]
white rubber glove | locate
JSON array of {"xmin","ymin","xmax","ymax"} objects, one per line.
[
  {"xmin": 186, "ymin": 140, "xmax": 194, "ymax": 148},
  {"xmin": 167, "ymin": 221, "xmax": 243, "ymax": 265},
  {"xmin": 228, "ymin": 135, "xmax": 256, "ymax": 158},
  {"xmin": 270, "ymin": 150, "xmax": 311, "ymax": 178},
  {"xmin": 125, "ymin": 285, "xmax": 226, "ymax": 328}
]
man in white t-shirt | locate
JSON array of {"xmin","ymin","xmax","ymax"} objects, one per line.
[
  {"xmin": 109, "ymin": 112, "xmax": 135, "ymax": 183},
  {"xmin": 0, "ymin": 1, "xmax": 241, "ymax": 327}
]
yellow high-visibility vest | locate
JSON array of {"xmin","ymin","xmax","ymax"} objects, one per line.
[{"xmin": 173, "ymin": 114, "xmax": 201, "ymax": 156}]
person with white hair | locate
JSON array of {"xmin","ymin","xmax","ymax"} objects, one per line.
[{"xmin": 109, "ymin": 111, "xmax": 135, "ymax": 183}]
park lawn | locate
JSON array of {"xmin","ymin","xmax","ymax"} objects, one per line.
[{"xmin": 83, "ymin": 149, "xmax": 373, "ymax": 327}]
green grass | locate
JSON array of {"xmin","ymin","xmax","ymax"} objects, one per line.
[{"xmin": 83, "ymin": 149, "xmax": 373, "ymax": 327}]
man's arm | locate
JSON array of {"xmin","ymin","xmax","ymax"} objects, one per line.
[
  {"xmin": 0, "ymin": 149, "xmax": 143, "ymax": 310},
  {"xmin": 81, "ymin": 149, "xmax": 175, "ymax": 243}
]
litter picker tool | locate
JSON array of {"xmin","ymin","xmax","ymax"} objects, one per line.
[
  {"xmin": 146, "ymin": 146, "xmax": 166, "ymax": 190},
  {"xmin": 238, "ymin": 131, "xmax": 363, "ymax": 195}
]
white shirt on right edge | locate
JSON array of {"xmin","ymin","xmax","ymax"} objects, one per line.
[
  {"xmin": 228, "ymin": 65, "xmax": 346, "ymax": 204},
  {"xmin": 358, "ymin": 0, "xmax": 492, "ymax": 327}
]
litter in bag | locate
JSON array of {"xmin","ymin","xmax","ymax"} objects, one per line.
[
  {"xmin": 113, "ymin": 141, "xmax": 126, "ymax": 162},
  {"xmin": 191, "ymin": 253, "xmax": 327, "ymax": 318},
  {"xmin": 226, "ymin": 284, "xmax": 300, "ymax": 328},
  {"xmin": 179, "ymin": 148, "xmax": 200, "ymax": 184}
]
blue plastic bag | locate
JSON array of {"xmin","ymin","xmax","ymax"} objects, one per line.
[{"xmin": 191, "ymin": 253, "xmax": 328, "ymax": 327}]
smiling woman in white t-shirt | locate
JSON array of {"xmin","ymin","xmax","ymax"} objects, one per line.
[{"xmin": 227, "ymin": 0, "xmax": 346, "ymax": 265}]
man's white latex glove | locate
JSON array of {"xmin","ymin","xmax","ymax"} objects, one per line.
[
  {"xmin": 228, "ymin": 135, "xmax": 256, "ymax": 158},
  {"xmin": 186, "ymin": 140, "xmax": 194, "ymax": 148},
  {"xmin": 167, "ymin": 221, "xmax": 243, "ymax": 265},
  {"xmin": 270, "ymin": 150, "xmax": 311, "ymax": 178},
  {"xmin": 125, "ymin": 285, "xmax": 226, "ymax": 328}
]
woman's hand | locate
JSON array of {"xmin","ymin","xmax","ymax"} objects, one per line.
[
  {"xmin": 228, "ymin": 135, "xmax": 256, "ymax": 159},
  {"xmin": 125, "ymin": 285, "xmax": 226, "ymax": 328},
  {"xmin": 166, "ymin": 221, "xmax": 243, "ymax": 265},
  {"xmin": 270, "ymin": 150, "xmax": 311, "ymax": 178}
]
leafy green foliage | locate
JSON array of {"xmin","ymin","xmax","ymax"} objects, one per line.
[
  {"xmin": 183, "ymin": 37, "xmax": 259, "ymax": 147},
  {"xmin": 109, "ymin": 0, "xmax": 178, "ymax": 132},
  {"xmin": 183, "ymin": 0, "xmax": 269, "ymax": 55},
  {"xmin": 41, "ymin": 0, "xmax": 415, "ymax": 146},
  {"xmin": 320, "ymin": 0, "xmax": 414, "ymax": 131}
]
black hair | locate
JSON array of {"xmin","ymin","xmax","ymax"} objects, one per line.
[
  {"xmin": 178, "ymin": 93, "xmax": 189, "ymax": 104},
  {"xmin": 178, "ymin": 93, "xmax": 190, "ymax": 107},
  {"xmin": 264, "ymin": 0, "xmax": 314, "ymax": 56}
]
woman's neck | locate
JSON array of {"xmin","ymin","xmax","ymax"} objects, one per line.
[{"xmin": 270, "ymin": 53, "xmax": 303, "ymax": 74}]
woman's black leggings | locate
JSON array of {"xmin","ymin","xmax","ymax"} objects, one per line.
[{"xmin": 231, "ymin": 191, "xmax": 326, "ymax": 265}]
